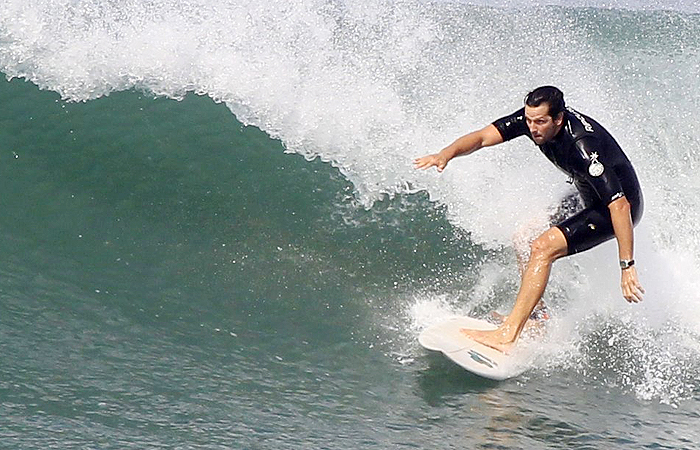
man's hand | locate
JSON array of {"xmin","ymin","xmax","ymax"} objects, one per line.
[
  {"xmin": 414, "ymin": 125, "xmax": 503, "ymax": 173},
  {"xmin": 413, "ymin": 152, "xmax": 450, "ymax": 172},
  {"xmin": 621, "ymin": 266, "xmax": 644, "ymax": 303}
]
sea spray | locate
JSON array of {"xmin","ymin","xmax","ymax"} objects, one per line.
[{"xmin": 2, "ymin": 0, "xmax": 700, "ymax": 404}]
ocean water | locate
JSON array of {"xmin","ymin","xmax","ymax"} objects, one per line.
[{"xmin": 1, "ymin": 0, "xmax": 700, "ymax": 448}]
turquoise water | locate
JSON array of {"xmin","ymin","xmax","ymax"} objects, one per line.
[{"xmin": 2, "ymin": 1, "xmax": 700, "ymax": 448}]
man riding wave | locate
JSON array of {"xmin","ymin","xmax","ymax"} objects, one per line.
[{"xmin": 414, "ymin": 86, "xmax": 644, "ymax": 352}]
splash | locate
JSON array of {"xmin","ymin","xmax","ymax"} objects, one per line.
[{"xmin": 2, "ymin": 0, "xmax": 700, "ymax": 403}]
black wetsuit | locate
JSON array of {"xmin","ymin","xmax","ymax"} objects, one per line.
[{"xmin": 493, "ymin": 107, "xmax": 643, "ymax": 255}]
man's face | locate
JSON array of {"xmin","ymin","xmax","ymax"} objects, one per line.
[{"xmin": 525, "ymin": 103, "xmax": 563, "ymax": 144}]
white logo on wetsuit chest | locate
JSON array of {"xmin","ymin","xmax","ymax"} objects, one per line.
[{"xmin": 588, "ymin": 152, "xmax": 604, "ymax": 177}]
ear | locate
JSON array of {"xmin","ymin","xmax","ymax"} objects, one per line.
[{"xmin": 554, "ymin": 112, "xmax": 564, "ymax": 126}]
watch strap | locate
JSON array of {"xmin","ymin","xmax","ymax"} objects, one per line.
[{"xmin": 619, "ymin": 259, "xmax": 635, "ymax": 270}]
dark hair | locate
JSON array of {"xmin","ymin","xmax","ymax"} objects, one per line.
[{"xmin": 524, "ymin": 86, "xmax": 565, "ymax": 118}]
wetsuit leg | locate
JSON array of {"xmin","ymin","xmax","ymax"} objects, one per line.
[
  {"xmin": 555, "ymin": 184, "xmax": 643, "ymax": 256},
  {"xmin": 555, "ymin": 205, "xmax": 616, "ymax": 255}
]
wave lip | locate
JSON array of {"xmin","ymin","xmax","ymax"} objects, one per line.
[{"xmin": 2, "ymin": 0, "xmax": 700, "ymax": 406}]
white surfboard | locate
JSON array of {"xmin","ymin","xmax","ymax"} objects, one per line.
[{"xmin": 418, "ymin": 316, "xmax": 533, "ymax": 381}]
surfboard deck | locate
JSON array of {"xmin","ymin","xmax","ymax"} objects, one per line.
[{"xmin": 418, "ymin": 316, "xmax": 532, "ymax": 381}]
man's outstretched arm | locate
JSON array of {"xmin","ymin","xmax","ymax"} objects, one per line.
[{"xmin": 414, "ymin": 124, "xmax": 504, "ymax": 172}]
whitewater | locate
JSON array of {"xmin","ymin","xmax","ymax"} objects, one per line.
[{"xmin": 2, "ymin": 0, "xmax": 700, "ymax": 448}]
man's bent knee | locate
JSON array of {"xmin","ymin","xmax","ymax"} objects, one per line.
[{"xmin": 529, "ymin": 227, "xmax": 569, "ymax": 262}]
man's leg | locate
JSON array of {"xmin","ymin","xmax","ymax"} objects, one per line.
[
  {"xmin": 462, "ymin": 226, "xmax": 569, "ymax": 352},
  {"xmin": 496, "ymin": 224, "xmax": 550, "ymax": 321}
]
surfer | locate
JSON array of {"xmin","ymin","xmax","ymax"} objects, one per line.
[{"xmin": 414, "ymin": 86, "xmax": 644, "ymax": 352}]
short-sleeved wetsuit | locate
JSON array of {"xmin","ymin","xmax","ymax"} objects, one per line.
[{"xmin": 492, "ymin": 107, "xmax": 643, "ymax": 255}]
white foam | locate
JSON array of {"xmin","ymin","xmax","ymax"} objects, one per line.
[{"xmin": 2, "ymin": 0, "xmax": 699, "ymax": 403}]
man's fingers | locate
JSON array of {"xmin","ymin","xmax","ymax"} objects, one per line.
[
  {"xmin": 414, "ymin": 155, "xmax": 446, "ymax": 171},
  {"xmin": 623, "ymin": 283, "xmax": 644, "ymax": 303},
  {"xmin": 621, "ymin": 269, "xmax": 644, "ymax": 303},
  {"xmin": 413, "ymin": 157, "xmax": 435, "ymax": 169}
]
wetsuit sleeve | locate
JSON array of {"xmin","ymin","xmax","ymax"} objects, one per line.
[
  {"xmin": 492, "ymin": 108, "xmax": 529, "ymax": 142},
  {"xmin": 574, "ymin": 137, "xmax": 626, "ymax": 205}
]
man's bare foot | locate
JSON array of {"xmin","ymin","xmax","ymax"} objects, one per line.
[
  {"xmin": 490, "ymin": 301, "xmax": 549, "ymax": 324},
  {"xmin": 460, "ymin": 327, "xmax": 516, "ymax": 353},
  {"xmin": 489, "ymin": 311, "xmax": 506, "ymax": 324},
  {"xmin": 489, "ymin": 309, "xmax": 549, "ymax": 333}
]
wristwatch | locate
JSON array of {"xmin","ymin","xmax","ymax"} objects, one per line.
[{"xmin": 619, "ymin": 259, "xmax": 635, "ymax": 270}]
